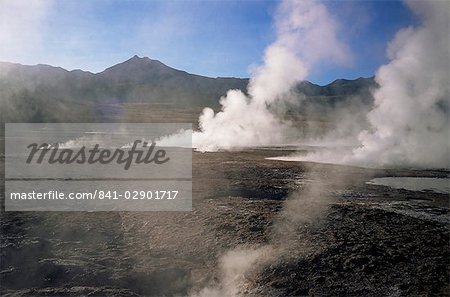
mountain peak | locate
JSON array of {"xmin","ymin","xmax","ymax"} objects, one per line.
[
  {"xmin": 129, "ymin": 55, "xmax": 149, "ymax": 61},
  {"xmin": 123, "ymin": 55, "xmax": 154, "ymax": 65},
  {"xmin": 98, "ymin": 55, "xmax": 182, "ymax": 82}
]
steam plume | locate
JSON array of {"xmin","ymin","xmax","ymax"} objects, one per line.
[
  {"xmin": 351, "ymin": 0, "xmax": 450, "ymax": 168},
  {"xmin": 193, "ymin": 0, "xmax": 351, "ymax": 151},
  {"xmin": 304, "ymin": 0, "xmax": 450, "ymax": 168}
]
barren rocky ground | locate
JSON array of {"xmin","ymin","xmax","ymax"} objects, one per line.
[{"xmin": 1, "ymin": 149, "xmax": 449, "ymax": 296}]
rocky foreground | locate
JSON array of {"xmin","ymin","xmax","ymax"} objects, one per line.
[{"xmin": 1, "ymin": 149, "xmax": 448, "ymax": 296}]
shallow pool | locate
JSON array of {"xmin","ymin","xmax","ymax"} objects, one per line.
[{"xmin": 367, "ymin": 177, "xmax": 450, "ymax": 194}]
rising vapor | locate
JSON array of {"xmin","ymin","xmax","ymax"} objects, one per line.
[
  {"xmin": 192, "ymin": 0, "xmax": 351, "ymax": 151},
  {"xmin": 190, "ymin": 1, "xmax": 349, "ymax": 296},
  {"xmin": 349, "ymin": 0, "xmax": 450, "ymax": 168},
  {"xmin": 304, "ymin": 0, "xmax": 450, "ymax": 169}
]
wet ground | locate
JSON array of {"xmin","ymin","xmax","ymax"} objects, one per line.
[{"xmin": 1, "ymin": 149, "xmax": 449, "ymax": 296}]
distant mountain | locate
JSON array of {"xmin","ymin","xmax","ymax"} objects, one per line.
[
  {"xmin": 98, "ymin": 55, "xmax": 184, "ymax": 83},
  {"xmin": 290, "ymin": 77, "xmax": 376, "ymax": 117},
  {"xmin": 0, "ymin": 56, "xmax": 376, "ymax": 123},
  {"xmin": 94, "ymin": 55, "xmax": 248, "ymax": 106}
]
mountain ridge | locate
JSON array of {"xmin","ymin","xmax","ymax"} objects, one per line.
[
  {"xmin": 0, "ymin": 56, "xmax": 377, "ymax": 123},
  {"xmin": 0, "ymin": 56, "xmax": 374, "ymax": 87}
]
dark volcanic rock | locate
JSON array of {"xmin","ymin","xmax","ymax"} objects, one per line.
[
  {"xmin": 256, "ymin": 204, "xmax": 449, "ymax": 296},
  {"xmin": 1, "ymin": 150, "xmax": 448, "ymax": 296}
]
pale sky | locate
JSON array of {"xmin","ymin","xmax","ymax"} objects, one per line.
[{"xmin": 0, "ymin": 0, "xmax": 415, "ymax": 85}]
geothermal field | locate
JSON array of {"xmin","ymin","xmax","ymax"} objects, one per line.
[
  {"xmin": 0, "ymin": 149, "xmax": 449, "ymax": 296},
  {"xmin": 1, "ymin": 0, "xmax": 449, "ymax": 296}
]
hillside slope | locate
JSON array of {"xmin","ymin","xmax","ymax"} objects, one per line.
[{"xmin": 0, "ymin": 56, "xmax": 376, "ymax": 123}]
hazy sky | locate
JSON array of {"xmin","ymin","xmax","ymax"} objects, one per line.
[{"xmin": 0, "ymin": 0, "xmax": 416, "ymax": 85}]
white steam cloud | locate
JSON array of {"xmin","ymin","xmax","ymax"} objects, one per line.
[
  {"xmin": 303, "ymin": 0, "xmax": 450, "ymax": 169},
  {"xmin": 192, "ymin": 0, "xmax": 351, "ymax": 151},
  {"xmin": 351, "ymin": 0, "xmax": 450, "ymax": 168},
  {"xmin": 192, "ymin": 246, "xmax": 274, "ymax": 297}
]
